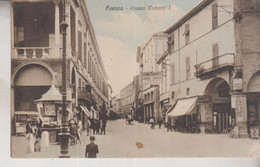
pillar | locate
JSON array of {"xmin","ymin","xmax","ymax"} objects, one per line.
[
  {"xmin": 199, "ymin": 102, "xmax": 212, "ymax": 133},
  {"xmin": 11, "ymin": 86, "xmax": 15, "ymax": 135},
  {"xmin": 54, "ymin": 0, "xmax": 60, "ymax": 57},
  {"xmin": 231, "ymin": 93, "xmax": 249, "ymax": 138},
  {"xmin": 65, "ymin": 0, "xmax": 71, "ymax": 57}
]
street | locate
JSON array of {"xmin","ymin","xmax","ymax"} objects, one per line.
[{"xmin": 12, "ymin": 119, "xmax": 260, "ymax": 158}]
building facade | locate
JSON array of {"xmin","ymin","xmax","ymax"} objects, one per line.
[
  {"xmin": 11, "ymin": 0, "xmax": 109, "ymax": 134},
  {"xmin": 165, "ymin": 0, "xmax": 260, "ymax": 137},
  {"xmin": 157, "ymin": 50, "xmax": 171, "ymax": 124},
  {"xmin": 136, "ymin": 32, "xmax": 168, "ymax": 123},
  {"xmin": 120, "ymin": 81, "xmax": 134, "ymax": 117}
]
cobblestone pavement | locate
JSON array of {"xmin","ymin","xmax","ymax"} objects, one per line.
[{"xmin": 11, "ymin": 119, "xmax": 260, "ymax": 158}]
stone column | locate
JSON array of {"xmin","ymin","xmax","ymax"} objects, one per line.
[
  {"xmin": 11, "ymin": 86, "xmax": 15, "ymax": 135},
  {"xmin": 231, "ymin": 93, "xmax": 249, "ymax": 138},
  {"xmin": 54, "ymin": 0, "xmax": 60, "ymax": 57},
  {"xmin": 66, "ymin": 1, "xmax": 71, "ymax": 57}
]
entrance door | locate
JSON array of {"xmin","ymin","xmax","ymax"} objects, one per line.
[{"xmin": 213, "ymin": 103, "xmax": 231, "ymax": 133}]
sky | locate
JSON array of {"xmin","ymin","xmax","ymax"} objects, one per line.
[{"xmin": 86, "ymin": 0, "xmax": 202, "ymax": 96}]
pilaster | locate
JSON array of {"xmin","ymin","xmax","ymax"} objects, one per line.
[{"xmin": 231, "ymin": 93, "xmax": 249, "ymax": 138}]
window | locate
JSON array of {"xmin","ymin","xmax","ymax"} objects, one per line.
[
  {"xmin": 78, "ymin": 78, "xmax": 82, "ymax": 88},
  {"xmin": 184, "ymin": 24, "xmax": 190, "ymax": 45},
  {"xmin": 88, "ymin": 51, "xmax": 90, "ymax": 72},
  {"xmin": 212, "ymin": 44, "xmax": 219, "ymax": 67},
  {"xmin": 171, "ymin": 91, "xmax": 175, "ymax": 99},
  {"xmin": 168, "ymin": 33, "xmax": 175, "ymax": 54},
  {"xmin": 78, "ymin": 31, "xmax": 82, "ymax": 60},
  {"xmin": 14, "ymin": 27, "xmax": 24, "ymax": 46},
  {"xmin": 84, "ymin": 42, "xmax": 87, "ymax": 67},
  {"xmin": 186, "ymin": 88, "xmax": 190, "ymax": 96},
  {"xmin": 70, "ymin": 7, "xmax": 76, "ymax": 54},
  {"xmin": 185, "ymin": 57, "xmax": 190, "ymax": 80},
  {"xmin": 212, "ymin": 4, "xmax": 218, "ymax": 29},
  {"xmin": 170, "ymin": 63, "xmax": 175, "ymax": 84},
  {"xmin": 151, "ymin": 92, "xmax": 154, "ymax": 101}
]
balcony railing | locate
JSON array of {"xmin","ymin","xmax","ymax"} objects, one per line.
[
  {"xmin": 77, "ymin": 87, "xmax": 92, "ymax": 102},
  {"xmin": 13, "ymin": 47, "xmax": 51, "ymax": 59},
  {"xmin": 194, "ymin": 53, "xmax": 235, "ymax": 78}
]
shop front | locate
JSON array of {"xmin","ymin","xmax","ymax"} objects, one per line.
[{"xmin": 167, "ymin": 96, "xmax": 199, "ymax": 133}]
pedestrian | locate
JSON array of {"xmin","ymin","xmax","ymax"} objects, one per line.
[
  {"xmin": 166, "ymin": 120, "xmax": 172, "ymax": 132},
  {"xmin": 157, "ymin": 117, "xmax": 162, "ymax": 129},
  {"xmin": 26, "ymin": 119, "xmax": 32, "ymax": 134},
  {"xmin": 86, "ymin": 119, "xmax": 91, "ymax": 136},
  {"xmin": 150, "ymin": 117, "xmax": 154, "ymax": 129},
  {"xmin": 96, "ymin": 120, "xmax": 100, "ymax": 135},
  {"xmin": 100, "ymin": 120, "xmax": 106, "ymax": 135},
  {"xmin": 85, "ymin": 136, "xmax": 99, "ymax": 158}
]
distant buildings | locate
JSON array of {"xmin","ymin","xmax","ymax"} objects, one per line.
[
  {"xmin": 136, "ymin": 32, "xmax": 168, "ymax": 123},
  {"xmin": 119, "ymin": 75, "xmax": 140, "ymax": 118}
]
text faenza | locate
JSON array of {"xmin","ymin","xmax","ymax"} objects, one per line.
[{"xmin": 106, "ymin": 5, "xmax": 123, "ymax": 11}]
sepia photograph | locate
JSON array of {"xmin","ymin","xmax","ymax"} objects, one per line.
[{"xmin": 4, "ymin": 0, "xmax": 260, "ymax": 161}]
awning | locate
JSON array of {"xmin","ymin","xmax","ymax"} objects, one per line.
[
  {"xmin": 91, "ymin": 106, "xmax": 99, "ymax": 119},
  {"xmin": 80, "ymin": 106, "xmax": 91, "ymax": 117},
  {"xmin": 167, "ymin": 97, "xmax": 198, "ymax": 117}
]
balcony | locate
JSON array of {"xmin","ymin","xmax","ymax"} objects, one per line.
[
  {"xmin": 194, "ymin": 53, "xmax": 235, "ymax": 79},
  {"xmin": 77, "ymin": 87, "xmax": 92, "ymax": 102},
  {"xmin": 13, "ymin": 47, "xmax": 52, "ymax": 59}
]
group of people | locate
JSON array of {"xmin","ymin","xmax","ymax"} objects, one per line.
[
  {"xmin": 145, "ymin": 116, "xmax": 163, "ymax": 129},
  {"xmin": 89, "ymin": 119, "xmax": 107, "ymax": 135}
]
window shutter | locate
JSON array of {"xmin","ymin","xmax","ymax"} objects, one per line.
[
  {"xmin": 212, "ymin": 4, "xmax": 218, "ymax": 29},
  {"xmin": 186, "ymin": 57, "xmax": 190, "ymax": 70},
  {"xmin": 184, "ymin": 24, "xmax": 190, "ymax": 44},
  {"xmin": 78, "ymin": 31, "xmax": 82, "ymax": 60},
  {"xmin": 212, "ymin": 44, "xmax": 219, "ymax": 67},
  {"xmin": 170, "ymin": 63, "xmax": 175, "ymax": 84},
  {"xmin": 186, "ymin": 57, "xmax": 190, "ymax": 80}
]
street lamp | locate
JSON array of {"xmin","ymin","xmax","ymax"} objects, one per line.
[{"xmin": 59, "ymin": 0, "xmax": 70, "ymax": 158}]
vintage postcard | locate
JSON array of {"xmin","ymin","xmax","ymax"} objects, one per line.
[{"xmin": 4, "ymin": 0, "xmax": 260, "ymax": 161}]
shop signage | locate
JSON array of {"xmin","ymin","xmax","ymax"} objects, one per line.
[
  {"xmin": 233, "ymin": 78, "xmax": 242, "ymax": 90},
  {"xmin": 162, "ymin": 98, "xmax": 170, "ymax": 104}
]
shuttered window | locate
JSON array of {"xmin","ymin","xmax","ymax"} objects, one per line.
[
  {"xmin": 186, "ymin": 57, "xmax": 190, "ymax": 80},
  {"xmin": 212, "ymin": 4, "xmax": 218, "ymax": 29},
  {"xmin": 78, "ymin": 31, "xmax": 82, "ymax": 60},
  {"xmin": 170, "ymin": 63, "xmax": 175, "ymax": 84},
  {"xmin": 184, "ymin": 24, "xmax": 190, "ymax": 45},
  {"xmin": 84, "ymin": 42, "xmax": 87, "ymax": 67},
  {"xmin": 212, "ymin": 44, "xmax": 219, "ymax": 67},
  {"xmin": 168, "ymin": 33, "xmax": 175, "ymax": 54}
]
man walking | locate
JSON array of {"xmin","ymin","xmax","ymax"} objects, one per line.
[
  {"xmin": 100, "ymin": 120, "xmax": 106, "ymax": 135},
  {"xmin": 157, "ymin": 117, "xmax": 162, "ymax": 129},
  {"xmin": 85, "ymin": 136, "xmax": 99, "ymax": 158}
]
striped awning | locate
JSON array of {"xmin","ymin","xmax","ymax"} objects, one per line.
[
  {"xmin": 80, "ymin": 106, "xmax": 91, "ymax": 117},
  {"xmin": 167, "ymin": 97, "xmax": 198, "ymax": 117}
]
